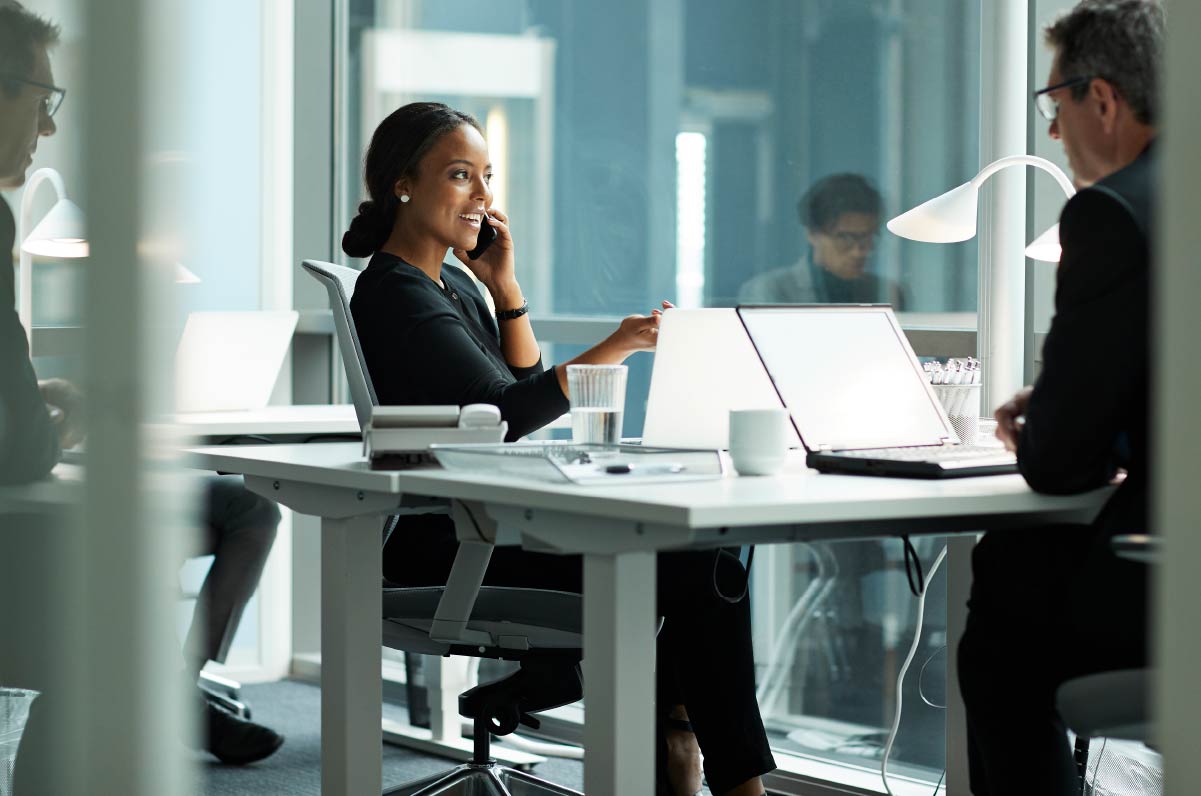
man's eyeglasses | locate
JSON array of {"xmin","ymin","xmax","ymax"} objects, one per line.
[
  {"xmin": 826, "ymin": 230, "xmax": 878, "ymax": 251},
  {"xmin": 1032, "ymin": 75, "xmax": 1092, "ymax": 123},
  {"xmin": 1, "ymin": 74, "xmax": 66, "ymax": 118}
]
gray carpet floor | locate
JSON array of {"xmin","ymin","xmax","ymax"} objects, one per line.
[{"xmin": 196, "ymin": 679, "xmax": 586, "ymax": 795}]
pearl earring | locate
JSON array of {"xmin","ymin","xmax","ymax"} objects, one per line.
[{"xmin": 399, "ymin": 194, "xmax": 410, "ymax": 203}]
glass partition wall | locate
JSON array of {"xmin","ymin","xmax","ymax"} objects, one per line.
[{"xmin": 338, "ymin": 1, "xmax": 981, "ymax": 791}]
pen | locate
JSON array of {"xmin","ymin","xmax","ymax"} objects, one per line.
[{"xmin": 605, "ymin": 463, "xmax": 686, "ymax": 475}]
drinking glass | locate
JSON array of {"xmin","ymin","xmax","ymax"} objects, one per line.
[{"xmin": 567, "ymin": 364, "xmax": 628, "ymax": 445}]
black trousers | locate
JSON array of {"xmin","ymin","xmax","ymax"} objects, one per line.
[
  {"xmin": 184, "ymin": 475, "xmax": 281, "ymax": 671},
  {"xmin": 384, "ymin": 516, "xmax": 777, "ymax": 794},
  {"xmin": 956, "ymin": 525, "xmax": 1148, "ymax": 796}
]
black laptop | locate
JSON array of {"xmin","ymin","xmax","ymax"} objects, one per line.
[{"xmin": 736, "ymin": 305, "xmax": 1017, "ymax": 479}]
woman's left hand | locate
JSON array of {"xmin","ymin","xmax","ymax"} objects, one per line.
[{"xmin": 452, "ymin": 206, "xmax": 518, "ymax": 298}]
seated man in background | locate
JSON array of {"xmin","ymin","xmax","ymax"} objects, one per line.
[
  {"xmin": 0, "ymin": 2, "xmax": 282, "ymax": 777},
  {"xmin": 957, "ymin": 2, "xmax": 1161, "ymax": 793},
  {"xmin": 738, "ymin": 173, "xmax": 905, "ymax": 308}
]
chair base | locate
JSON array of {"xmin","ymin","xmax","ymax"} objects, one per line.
[{"xmin": 384, "ymin": 760, "xmax": 582, "ymax": 795}]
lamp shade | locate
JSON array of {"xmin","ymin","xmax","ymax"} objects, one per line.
[
  {"xmin": 1023, "ymin": 223, "xmax": 1061, "ymax": 263},
  {"xmin": 885, "ymin": 181, "xmax": 979, "ymax": 243},
  {"xmin": 21, "ymin": 197, "xmax": 89, "ymax": 258}
]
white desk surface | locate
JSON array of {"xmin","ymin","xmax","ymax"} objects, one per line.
[
  {"xmin": 186, "ymin": 442, "xmax": 1108, "ymax": 530},
  {"xmin": 173, "ymin": 404, "xmax": 359, "ymax": 436},
  {"xmin": 0, "ymin": 463, "xmax": 84, "ymax": 514}
]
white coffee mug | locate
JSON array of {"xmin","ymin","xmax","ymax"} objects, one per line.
[{"xmin": 728, "ymin": 409, "xmax": 789, "ymax": 476}]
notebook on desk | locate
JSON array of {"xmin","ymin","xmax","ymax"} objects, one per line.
[
  {"xmin": 642, "ymin": 308, "xmax": 802, "ymax": 450},
  {"xmin": 736, "ymin": 305, "xmax": 1016, "ymax": 478}
]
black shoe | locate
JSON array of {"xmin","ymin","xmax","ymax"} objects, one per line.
[{"xmin": 204, "ymin": 699, "xmax": 284, "ymax": 765}]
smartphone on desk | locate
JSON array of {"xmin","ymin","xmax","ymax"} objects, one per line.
[{"xmin": 467, "ymin": 214, "xmax": 498, "ymax": 260}]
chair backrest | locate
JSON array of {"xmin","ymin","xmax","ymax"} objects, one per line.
[{"xmin": 301, "ymin": 259, "xmax": 378, "ymax": 431}]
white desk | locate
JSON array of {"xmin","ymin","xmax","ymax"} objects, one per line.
[
  {"xmin": 186, "ymin": 442, "xmax": 1108, "ymax": 796},
  {"xmin": 174, "ymin": 404, "xmax": 360, "ymax": 439},
  {"xmin": 0, "ymin": 463, "xmax": 84, "ymax": 514}
]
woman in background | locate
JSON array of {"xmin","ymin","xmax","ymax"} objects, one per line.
[{"xmin": 346, "ymin": 102, "xmax": 773, "ymax": 796}]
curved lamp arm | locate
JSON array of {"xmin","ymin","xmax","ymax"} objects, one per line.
[
  {"xmin": 17, "ymin": 169, "xmax": 67, "ymax": 333},
  {"xmin": 887, "ymin": 154, "xmax": 1076, "ymax": 263},
  {"xmin": 970, "ymin": 154, "xmax": 1075, "ymax": 198}
]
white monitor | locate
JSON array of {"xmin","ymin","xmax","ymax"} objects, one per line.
[
  {"xmin": 738, "ymin": 305, "xmax": 954, "ymax": 451},
  {"xmin": 642, "ymin": 308, "xmax": 802, "ymax": 449},
  {"xmin": 175, "ymin": 311, "xmax": 299, "ymax": 413}
]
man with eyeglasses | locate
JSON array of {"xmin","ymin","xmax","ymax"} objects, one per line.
[
  {"xmin": 958, "ymin": 2, "xmax": 1161, "ymax": 794},
  {"xmin": 738, "ymin": 173, "xmax": 906, "ymax": 308},
  {"xmin": 0, "ymin": 1, "xmax": 70, "ymax": 485},
  {"xmin": 0, "ymin": 3, "xmax": 285, "ymax": 786}
]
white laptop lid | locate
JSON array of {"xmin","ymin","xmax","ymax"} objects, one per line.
[
  {"xmin": 175, "ymin": 311, "xmax": 299, "ymax": 413},
  {"xmin": 737, "ymin": 305, "xmax": 955, "ymax": 451},
  {"xmin": 643, "ymin": 308, "xmax": 802, "ymax": 449}
]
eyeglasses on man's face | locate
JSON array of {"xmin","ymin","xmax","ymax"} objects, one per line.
[
  {"xmin": 1032, "ymin": 75, "xmax": 1092, "ymax": 123},
  {"xmin": 1, "ymin": 74, "xmax": 66, "ymax": 118},
  {"xmin": 825, "ymin": 229, "xmax": 879, "ymax": 252}
]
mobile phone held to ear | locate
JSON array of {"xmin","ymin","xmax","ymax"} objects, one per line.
[{"xmin": 467, "ymin": 215, "xmax": 498, "ymax": 260}]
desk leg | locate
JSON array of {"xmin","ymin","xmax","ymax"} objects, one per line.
[
  {"xmin": 322, "ymin": 515, "xmax": 383, "ymax": 795},
  {"xmin": 583, "ymin": 551, "xmax": 657, "ymax": 796},
  {"xmin": 945, "ymin": 536, "xmax": 975, "ymax": 796}
]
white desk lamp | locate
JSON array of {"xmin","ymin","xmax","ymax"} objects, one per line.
[
  {"xmin": 18, "ymin": 167, "xmax": 88, "ymax": 333},
  {"xmin": 886, "ymin": 154, "xmax": 1075, "ymax": 262}
]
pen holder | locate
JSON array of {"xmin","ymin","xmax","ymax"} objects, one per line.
[{"xmin": 932, "ymin": 383, "xmax": 981, "ymax": 444}]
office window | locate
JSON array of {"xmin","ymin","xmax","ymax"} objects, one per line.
[
  {"xmin": 339, "ymin": 0, "xmax": 980, "ymax": 436},
  {"xmin": 338, "ymin": 1, "xmax": 978, "ymax": 790}
]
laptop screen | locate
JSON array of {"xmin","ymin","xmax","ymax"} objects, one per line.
[
  {"xmin": 175, "ymin": 311, "xmax": 299, "ymax": 413},
  {"xmin": 737, "ymin": 305, "xmax": 954, "ymax": 451},
  {"xmin": 643, "ymin": 308, "xmax": 802, "ymax": 449}
]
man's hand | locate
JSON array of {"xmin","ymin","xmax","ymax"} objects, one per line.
[
  {"xmin": 38, "ymin": 378, "xmax": 86, "ymax": 449},
  {"xmin": 994, "ymin": 386, "xmax": 1033, "ymax": 453}
]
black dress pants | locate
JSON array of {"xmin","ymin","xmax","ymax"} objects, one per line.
[
  {"xmin": 384, "ymin": 515, "xmax": 776, "ymax": 794},
  {"xmin": 184, "ymin": 475, "xmax": 281, "ymax": 671},
  {"xmin": 956, "ymin": 525, "xmax": 1148, "ymax": 796}
]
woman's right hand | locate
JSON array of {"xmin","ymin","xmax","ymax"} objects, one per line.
[{"xmin": 610, "ymin": 301, "xmax": 673, "ymax": 356}]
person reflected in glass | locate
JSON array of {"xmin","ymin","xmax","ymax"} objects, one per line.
[
  {"xmin": 738, "ymin": 173, "xmax": 905, "ymax": 308},
  {"xmin": 346, "ymin": 102, "xmax": 775, "ymax": 796}
]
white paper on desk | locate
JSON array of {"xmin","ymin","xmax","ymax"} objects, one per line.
[{"xmin": 431, "ymin": 442, "xmax": 725, "ymax": 485}]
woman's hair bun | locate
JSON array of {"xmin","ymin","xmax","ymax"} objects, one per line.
[{"xmin": 341, "ymin": 200, "xmax": 391, "ymax": 258}]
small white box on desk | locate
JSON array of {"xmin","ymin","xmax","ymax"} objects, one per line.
[{"xmin": 364, "ymin": 404, "xmax": 507, "ymax": 469}]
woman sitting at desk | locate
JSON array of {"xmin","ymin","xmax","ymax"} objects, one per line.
[{"xmin": 346, "ymin": 101, "xmax": 774, "ymax": 796}]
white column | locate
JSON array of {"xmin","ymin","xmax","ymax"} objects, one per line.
[
  {"xmin": 78, "ymin": 0, "xmax": 193, "ymax": 793},
  {"xmin": 977, "ymin": 0, "xmax": 1028, "ymax": 412},
  {"xmin": 1155, "ymin": 1, "xmax": 1201, "ymax": 790}
]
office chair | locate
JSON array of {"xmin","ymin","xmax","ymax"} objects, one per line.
[
  {"xmin": 1056, "ymin": 535, "xmax": 1159, "ymax": 794},
  {"xmin": 302, "ymin": 259, "xmax": 584, "ymax": 795}
]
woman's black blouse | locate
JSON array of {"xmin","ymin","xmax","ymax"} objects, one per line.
[{"xmin": 351, "ymin": 251, "xmax": 568, "ymax": 440}]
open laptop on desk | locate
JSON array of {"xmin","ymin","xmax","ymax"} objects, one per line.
[
  {"xmin": 175, "ymin": 311, "xmax": 299, "ymax": 413},
  {"xmin": 737, "ymin": 304, "xmax": 1016, "ymax": 478},
  {"xmin": 642, "ymin": 308, "xmax": 802, "ymax": 450}
]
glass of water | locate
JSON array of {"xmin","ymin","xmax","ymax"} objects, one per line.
[{"xmin": 566, "ymin": 364, "xmax": 628, "ymax": 445}]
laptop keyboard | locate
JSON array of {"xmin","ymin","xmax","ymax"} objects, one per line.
[{"xmin": 836, "ymin": 445, "xmax": 1015, "ymax": 463}]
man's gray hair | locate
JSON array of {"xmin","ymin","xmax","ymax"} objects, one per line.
[
  {"xmin": 1045, "ymin": 0, "xmax": 1164, "ymax": 126},
  {"xmin": 0, "ymin": 2, "xmax": 61, "ymax": 95}
]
